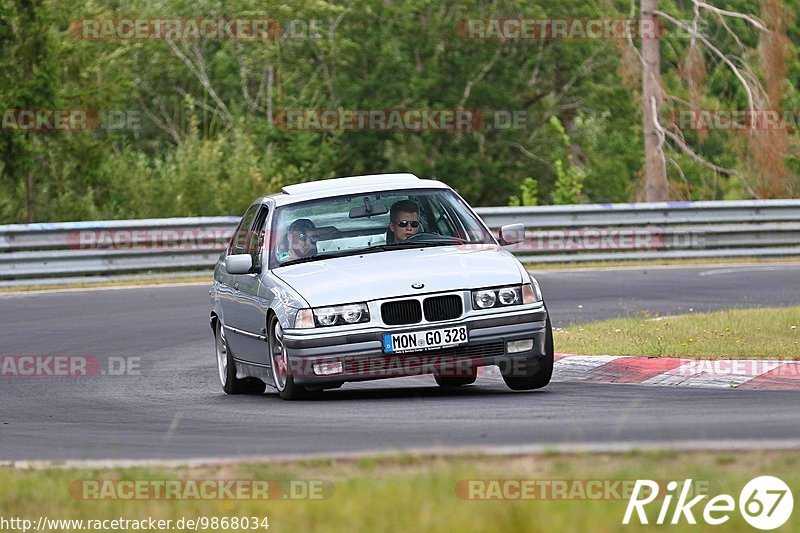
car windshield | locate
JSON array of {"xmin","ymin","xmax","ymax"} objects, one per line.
[{"xmin": 269, "ymin": 188, "xmax": 496, "ymax": 268}]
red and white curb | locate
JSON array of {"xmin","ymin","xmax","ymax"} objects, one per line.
[{"xmin": 478, "ymin": 354, "xmax": 800, "ymax": 390}]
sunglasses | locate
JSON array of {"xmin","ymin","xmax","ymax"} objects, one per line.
[
  {"xmin": 395, "ymin": 220, "xmax": 420, "ymax": 229},
  {"xmin": 296, "ymin": 232, "xmax": 319, "ymax": 243}
]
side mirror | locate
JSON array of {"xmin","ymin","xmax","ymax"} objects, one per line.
[
  {"xmin": 499, "ymin": 223, "xmax": 525, "ymax": 246},
  {"xmin": 226, "ymin": 254, "xmax": 255, "ymax": 275}
]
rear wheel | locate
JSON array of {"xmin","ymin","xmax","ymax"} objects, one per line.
[
  {"xmin": 501, "ymin": 317, "xmax": 554, "ymax": 391},
  {"xmin": 215, "ymin": 319, "xmax": 265, "ymax": 395},
  {"xmin": 269, "ymin": 316, "xmax": 309, "ymax": 400}
]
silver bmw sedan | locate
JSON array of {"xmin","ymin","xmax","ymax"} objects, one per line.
[{"xmin": 210, "ymin": 173, "xmax": 553, "ymax": 399}]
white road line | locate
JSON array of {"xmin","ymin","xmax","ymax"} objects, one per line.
[
  {"xmin": 552, "ymin": 355, "xmax": 619, "ymax": 381},
  {"xmin": 699, "ymin": 265, "xmax": 800, "ymax": 277},
  {"xmin": 6, "ymin": 439, "xmax": 800, "ymax": 470},
  {"xmin": 530, "ymin": 261, "xmax": 800, "ymax": 275}
]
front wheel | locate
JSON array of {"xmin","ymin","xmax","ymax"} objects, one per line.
[
  {"xmin": 215, "ymin": 319, "xmax": 265, "ymax": 395},
  {"xmin": 268, "ymin": 316, "xmax": 309, "ymax": 400},
  {"xmin": 501, "ymin": 317, "xmax": 554, "ymax": 391}
]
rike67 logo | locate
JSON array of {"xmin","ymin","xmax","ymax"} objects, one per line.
[{"xmin": 623, "ymin": 476, "xmax": 794, "ymax": 529}]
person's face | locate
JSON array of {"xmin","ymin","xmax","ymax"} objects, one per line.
[
  {"xmin": 288, "ymin": 230, "xmax": 317, "ymax": 258},
  {"xmin": 390, "ymin": 211, "xmax": 420, "ymax": 241}
]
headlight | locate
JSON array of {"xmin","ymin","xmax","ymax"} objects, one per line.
[
  {"xmin": 340, "ymin": 304, "xmax": 364, "ymax": 324},
  {"xmin": 498, "ymin": 287, "xmax": 519, "ymax": 305},
  {"xmin": 312, "ymin": 303, "xmax": 370, "ymax": 327},
  {"xmin": 472, "ymin": 286, "xmax": 524, "ymax": 309},
  {"xmin": 473, "ymin": 290, "xmax": 497, "ymax": 309},
  {"xmin": 316, "ymin": 307, "xmax": 338, "ymax": 326}
]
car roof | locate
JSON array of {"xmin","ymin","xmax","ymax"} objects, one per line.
[{"xmin": 263, "ymin": 173, "xmax": 450, "ymax": 207}]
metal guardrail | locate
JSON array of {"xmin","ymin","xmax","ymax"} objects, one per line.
[
  {"xmin": 0, "ymin": 217, "xmax": 239, "ymax": 280},
  {"xmin": 0, "ymin": 200, "xmax": 799, "ymax": 281}
]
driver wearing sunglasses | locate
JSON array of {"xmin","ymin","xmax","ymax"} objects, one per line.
[
  {"xmin": 388, "ymin": 199, "xmax": 421, "ymax": 243},
  {"xmin": 283, "ymin": 218, "xmax": 318, "ymax": 260}
]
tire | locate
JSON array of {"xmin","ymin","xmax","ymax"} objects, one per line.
[
  {"xmin": 268, "ymin": 315, "xmax": 309, "ymax": 400},
  {"xmin": 215, "ymin": 319, "xmax": 266, "ymax": 395},
  {"xmin": 434, "ymin": 374, "xmax": 477, "ymax": 387},
  {"xmin": 501, "ymin": 316, "xmax": 554, "ymax": 391}
]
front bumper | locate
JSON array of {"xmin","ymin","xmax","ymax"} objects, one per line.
[{"xmin": 282, "ymin": 304, "xmax": 548, "ymax": 385}]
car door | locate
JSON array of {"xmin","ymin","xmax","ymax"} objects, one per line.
[
  {"xmin": 219, "ymin": 203, "xmax": 259, "ymax": 360},
  {"xmin": 227, "ymin": 204, "xmax": 272, "ymax": 365}
]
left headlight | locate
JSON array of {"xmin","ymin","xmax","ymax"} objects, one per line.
[{"xmin": 295, "ymin": 303, "xmax": 371, "ymax": 328}]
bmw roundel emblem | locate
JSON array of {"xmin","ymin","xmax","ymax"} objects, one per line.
[{"xmin": 411, "ymin": 282, "xmax": 424, "ymax": 289}]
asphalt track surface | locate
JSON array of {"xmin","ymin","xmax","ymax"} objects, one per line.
[{"xmin": 2, "ymin": 264, "xmax": 800, "ymax": 462}]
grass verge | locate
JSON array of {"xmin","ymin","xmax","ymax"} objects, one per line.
[
  {"xmin": 1, "ymin": 451, "xmax": 797, "ymax": 532},
  {"xmin": 555, "ymin": 306, "xmax": 800, "ymax": 359},
  {"xmin": 0, "ymin": 275, "xmax": 210, "ymax": 293}
]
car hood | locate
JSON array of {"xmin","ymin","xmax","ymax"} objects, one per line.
[{"xmin": 272, "ymin": 245, "xmax": 524, "ymax": 307}]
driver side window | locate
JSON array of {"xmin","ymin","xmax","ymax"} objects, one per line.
[{"xmin": 229, "ymin": 205, "xmax": 259, "ymax": 255}]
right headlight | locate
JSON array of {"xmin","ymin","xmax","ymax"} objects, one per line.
[{"xmin": 472, "ymin": 285, "xmax": 524, "ymax": 309}]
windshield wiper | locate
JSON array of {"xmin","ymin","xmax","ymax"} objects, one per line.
[
  {"xmin": 392, "ymin": 236, "xmax": 469, "ymax": 246},
  {"xmin": 277, "ymin": 246, "xmax": 388, "ymax": 267},
  {"xmin": 277, "ymin": 238, "xmax": 479, "ymax": 267}
]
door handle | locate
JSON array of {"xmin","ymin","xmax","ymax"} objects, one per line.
[{"xmin": 234, "ymin": 281, "xmax": 239, "ymax": 290}]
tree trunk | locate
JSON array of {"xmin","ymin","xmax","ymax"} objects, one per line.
[
  {"xmin": 26, "ymin": 169, "xmax": 35, "ymax": 223},
  {"xmin": 641, "ymin": 0, "xmax": 668, "ymax": 201}
]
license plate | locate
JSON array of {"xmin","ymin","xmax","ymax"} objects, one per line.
[{"xmin": 382, "ymin": 325, "xmax": 468, "ymax": 354}]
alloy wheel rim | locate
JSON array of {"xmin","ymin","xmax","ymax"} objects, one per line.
[
  {"xmin": 271, "ymin": 321, "xmax": 288, "ymax": 391},
  {"xmin": 216, "ymin": 323, "xmax": 228, "ymax": 387}
]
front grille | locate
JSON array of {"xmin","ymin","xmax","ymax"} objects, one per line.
[
  {"xmin": 423, "ymin": 295, "xmax": 463, "ymax": 322},
  {"xmin": 381, "ymin": 300, "xmax": 422, "ymax": 325},
  {"xmin": 343, "ymin": 342, "xmax": 505, "ymax": 375}
]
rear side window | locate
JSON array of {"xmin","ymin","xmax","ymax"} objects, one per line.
[{"xmin": 229, "ymin": 204, "xmax": 259, "ymax": 255}]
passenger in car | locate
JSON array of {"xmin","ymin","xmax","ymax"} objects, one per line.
[
  {"xmin": 387, "ymin": 200, "xmax": 421, "ymax": 243},
  {"xmin": 279, "ymin": 218, "xmax": 318, "ymax": 261}
]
